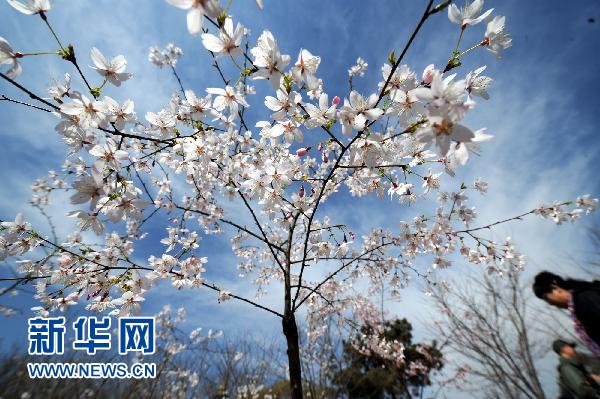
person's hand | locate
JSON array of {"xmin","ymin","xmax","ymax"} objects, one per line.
[{"xmin": 591, "ymin": 374, "xmax": 600, "ymax": 384}]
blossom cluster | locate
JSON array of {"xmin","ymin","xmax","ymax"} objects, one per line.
[{"xmin": 149, "ymin": 43, "xmax": 184, "ymax": 68}]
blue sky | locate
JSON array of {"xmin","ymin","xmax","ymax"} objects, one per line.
[{"xmin": 1, "ymin": 0, "xmax": 600, "ymax": 396}]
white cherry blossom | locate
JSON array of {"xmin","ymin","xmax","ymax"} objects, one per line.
[
  {"xmin": 166, "ymin": 0, "xmax": 220, "ymax": 35},
  {"xmin": 146, "ymin": 109, "xmax": 177, "ymax": 137},
  {"xmin": 48, "ymin": 73, "xmax": 70, "ymax": 101},
  {"xmin": 413, "ymin": 72, "xmax": 466, "ymax": 110},
  {"xmin": 448, "ymin": 127, "xmax": 493, "ymax": 165},
  {"xmin": 67, "ymin": 210, "xmax": 104, "ymax": 235},
  {"xmin": 111, "ymin": 291, "xmax": 145, "ymax": 316},
  {"xmin": 207, "ymin": 85, "xmax": 249, "ymax": 116},
  {"xmin": 88, "ymin": 138, "xmax": 129, "ymax": 170},
  {"xmin": 103, "ymin": 96, "xmax": 136, "ymax": 129},
  {"xmin": 576, "ymin": 195, "xmax": 598, "ymax": 214},
  {"xmin": 90, "ymin": 47, "xmax": 132, "ymax": 86},
  {"xmin": 70, "ymin": 173, "xmax": 104, "ymax": 210},
  {"xmin": 181, "ymin": 89, "xmax": 213, "ymax": 119},
  {"xmin": 0, "ymin": 36, "xmax": 21, "ymax": 78},
  {"xmin": 148, "ymin": 43, "xmax": 183, "ymax": 68},
  {"xmin": 218, "ymin": 290, "xmax": 232, "ymax": 303},
  {"xmin": 348, "ymin": 57, "xmax": 368, "ymax": 77},
  {"xmin": 264, "ymin": 89, "xmax": 300, "ymax": 120},
  {"xmin": 389, "ymin": 89, "xmax": 426, "ymax": 122},
  {"xmin": 483, "ymin": 16, "xmax": 512, "ymax": 59},
  {"xmin": 1, "ymin": 213, "xmax": 31, "ymax": 233},
  {"xmin": 6, "ymin": 0, "xmax": 50, "ymax": 15},
  {"xmin": 201, "ymin": 17, "xmax": 245, "ymax": 57},
  {"xmin": 379, "ymin": 64, "xmax": 418, "ymax": 97},
  {"xmin": 447, "ymin": 0, "xmax": 493, "ymax": 28},
  {"xmin": 304, "ymin": 92, "xmax": 336, "ymax": 128},
  {"xmin": 60, "ymin": 94, "xmax": 108, "ymax": 128},
  {"xmin": 465, "ymin": 66, "xmax": 492, "ymax": 99},
  {"xmin": 269, "ymin": 119, "xmax": 303, "ymax": 145},
  {"xmin": 340, "ymin": 91, "xmax": 384, "ymax": 132},
  {"xmin": 291, "ymin": 49, "xmax": 320, "ymax": 89},
  {"xmin": 250, "ymin": 30, "xmax": 291, "ymax": 89},
  {"xmin": 417, "ymin": 112, "xmax": 475, "ymax": 156}
]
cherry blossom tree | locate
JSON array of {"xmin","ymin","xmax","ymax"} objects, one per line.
[{"xmin": 0, "ymin": 0, "xmax": 597, "ymax": 397}]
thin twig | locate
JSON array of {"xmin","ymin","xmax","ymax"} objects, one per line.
[{"xmin": 0, "ymin": 94, "xmax": 53, "ymax": 112}]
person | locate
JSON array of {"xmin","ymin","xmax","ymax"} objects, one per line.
[
  {"xmin": 553, "ymin": 339, "xmax": 600, "ymax": 398},
  {"xmin": 533, "ymin": 272, "xmax": 600, "ymax": 356}
]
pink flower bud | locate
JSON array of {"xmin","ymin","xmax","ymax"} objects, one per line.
[
  {"xmin": 332, "ymin": 96, "xmax": 340, "ymax": 106},
  {"xmin": 422, "ymin": 64, "xmax": 435, "ymax": 84},
  {"xmin": 322, "ymin": 152, "xmax": 328, "ymax": 163},
  {"xmin": 57, "ymin": 255, "xmax": 73, "ymax": 267},
  {"xmin": 317, "ymin": 143, "xmax": 323, "ymax": 151},
  {"xmin": 296, "ymin": 146, "xmax": 311, "ymax": 157},
  {"xmin": 299, "ymin": 185, "xmax": 305, "ymax": 198}
]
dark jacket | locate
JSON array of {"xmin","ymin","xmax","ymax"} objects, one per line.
[
  {"xmin": 573, "ymin": 288, "xmax": 600, "ymax": 348},
  {"xmin": 558, "ymin": 354, "xmax": 600, "ymax": 399}
]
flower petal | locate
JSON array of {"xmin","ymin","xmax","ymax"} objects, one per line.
[
  {"xmin": 186, "ymin": 7, "xmax": 203, "ymax": 34},
  {"xmin": 90, "ymin": 47, "xmax": 108, "ymax": 70},
  {"xmin": 201, "ymin": 34, "xmax": 224, "ymax": 52},
  {"xmin": 7, "ymin": 0, "xmax": 35, "ymax": 14},
  {"xmin": 166, "ymin": 0, "xmax": 193, "ymax": 9}
]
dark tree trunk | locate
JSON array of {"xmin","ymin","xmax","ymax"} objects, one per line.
[{"xmin": 282, "ymin": 313, "xmax": 303, "ymax": 399}]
